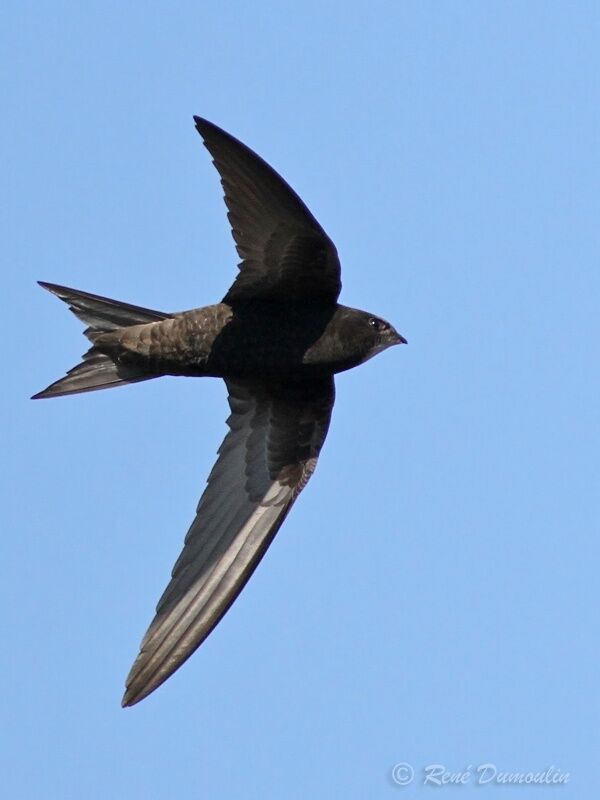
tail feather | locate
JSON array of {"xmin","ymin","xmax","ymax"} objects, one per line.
[
  {"xmin": 38, "ymin": 281, "xmax": 169, "ymax": 340},
  {"xmin": 33, "ymin": 282, "xmax": 171, "ymax": 399},
  {"xmin": 31, "ymin": 351, "xmax": 151, "ymax": 399}
]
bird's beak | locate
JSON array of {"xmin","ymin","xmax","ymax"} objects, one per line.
[{"xmin": 391, "ymin": 329, "xmax": 408, "ymax": 345}]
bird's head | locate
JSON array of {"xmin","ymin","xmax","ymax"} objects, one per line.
[
  {"xmin": 362, "ymin": 312, "xmax": 407, "ymax": 351},
  {"xmin": 305, "ymin": 305, "xmax": 406, "ymax": 373},
  {"xmin": 350, "ymin": 309, "xmax": 407, "ymax": 365}
]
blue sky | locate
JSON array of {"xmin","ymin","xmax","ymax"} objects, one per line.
[{"xmin": 3, "ymin": 2, "xmax": 598, "ymax": 797}]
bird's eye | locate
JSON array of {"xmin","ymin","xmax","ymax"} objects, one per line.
[{"xmin": 368, "ymin": 317, "xmax": 387, "ymax": 332}]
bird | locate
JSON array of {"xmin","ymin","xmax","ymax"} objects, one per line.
[{"xmin": 33, "ymin": 116, "xmax": 406, "ymax": 706}]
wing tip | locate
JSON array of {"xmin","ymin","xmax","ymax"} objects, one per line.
[
  {"xmin": 121, "ymin": 668, "xmax": 157, "ymax": 707},
  {"xmin": 193, "ymin": 116, "xmax": 236, "ymax": 151},
  {"xmin": 193, "ymin": 115, "xmax": 213, "ymax": 138},
  {"xmin": 37, "ymin": 280, "xmax": 65, "ymax": 296},
  {"xmin": 121, "ymin": 667, "xmax": 169, "ymax": 708},
  {"xmin": 121, "ymin": 688, "xmax": 141, "ymax": 708}
]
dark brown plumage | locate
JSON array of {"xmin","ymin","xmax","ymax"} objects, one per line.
[{"xmin": 33, "ymin": 117, "xmax": 406, "ymax": 706}]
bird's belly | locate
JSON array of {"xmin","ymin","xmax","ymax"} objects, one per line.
[
  {"xmin": 200, "ymin": 305, "xmax": 337, "ymax": 379},
  {"xmin": 113, "ymin": 303, "xmax": 339, "ymax": 381}
]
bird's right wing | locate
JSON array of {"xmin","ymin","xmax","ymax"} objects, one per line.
[
  {"xmin": 122, "ymin": 376, "xmax": 335, "ymax": 706},
  {"xmin": 194, "ymin": 117, "xmax": 342, "ymax": 304}
]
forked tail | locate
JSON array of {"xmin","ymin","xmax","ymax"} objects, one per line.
[{"xmin": 32, "ymin": 282, "xmax": 171, "ymax": 399}]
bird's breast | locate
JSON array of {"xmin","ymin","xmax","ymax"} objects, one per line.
[{"xmin": 110, "ymin": 302, "xmax": 350, "ymax": 380}]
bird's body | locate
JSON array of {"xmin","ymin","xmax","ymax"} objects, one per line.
[
  {"xmin": 94, "ymin": 301, "xmax": 395, "ymax": 381},
  {"xmin": 34, "ymin": 117, "xmax": 406, "ymax": 706}
]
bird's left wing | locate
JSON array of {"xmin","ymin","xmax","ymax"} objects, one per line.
[{"xmin": 122, "ymin": 376, "xmax": 335, "ymax": 706}]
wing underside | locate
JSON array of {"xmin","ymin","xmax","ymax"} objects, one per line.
[
  {"xmin": 122, "ymin": 377, "xmax": 335, "ymax": 706},
  {"xmin": 194, "ymin": 117, "xmax": 342, "ymax": 304}
]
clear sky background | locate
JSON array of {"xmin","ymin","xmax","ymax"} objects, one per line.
[{"xmin": 2, "ymin": 2, "xmax": 598, "ymax": 798}]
